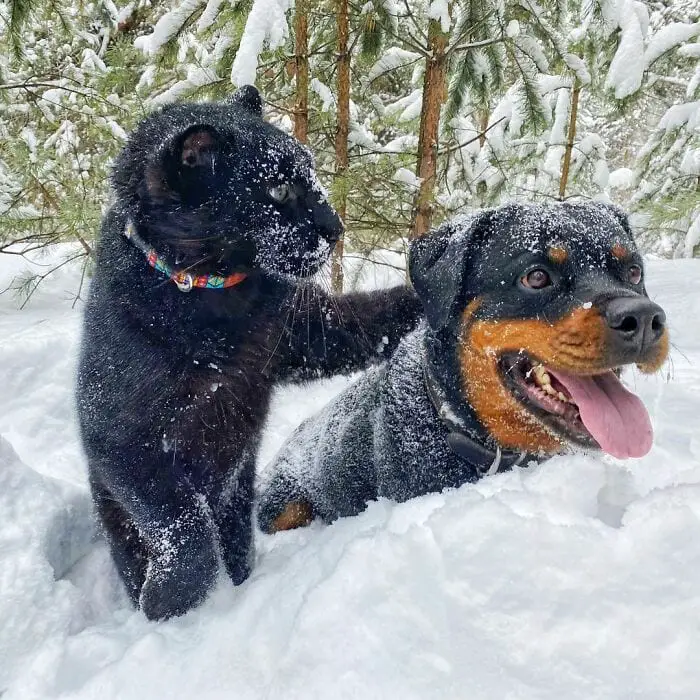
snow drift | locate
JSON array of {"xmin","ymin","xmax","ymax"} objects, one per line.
[{"xmin": 1, "ymin": 251, "xmax": 699, "ymax": 699}]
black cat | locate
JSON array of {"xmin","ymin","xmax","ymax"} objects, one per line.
[{"xmin": 76, "ymin": 86, "xmax": 421, "ymax": 620}]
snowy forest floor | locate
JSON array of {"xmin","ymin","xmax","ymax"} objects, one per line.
[{"xmin": 1, "ymin": 249, "xmax": 700, "ymax": 699}]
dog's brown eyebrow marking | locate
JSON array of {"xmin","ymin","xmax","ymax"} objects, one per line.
[
  {"xmin": 612, "ymin": 243, "xmax": 629, "ymax": 260},
  {"xmin": 547, "ymin": 246, "xmax": 568, "ymax": 264}
]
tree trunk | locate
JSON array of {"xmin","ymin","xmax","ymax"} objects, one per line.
[
  {"xmin": 410, "ymin": 18, "xmax": 449, "ymax": 239},
  {"xmin": 331, "ymin": 0, "xmax": 350, "ymax": 293},
  {"xmin": 293, "ymin": 0, "xmax": 309, "ymax": 143},
  {"xmin": 478, "ymin": 109, "xmax": 489, "ymax": 147},
  {"xmin": 558, "ymin": 81, "xmax": 581, "ymax": 200}
]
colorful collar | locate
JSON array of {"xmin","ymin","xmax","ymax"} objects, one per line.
[{"xmin": 124, "ymin": 221, "xmax": 247, "ymax": 293}]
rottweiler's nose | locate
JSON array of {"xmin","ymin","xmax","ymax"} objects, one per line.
[{"xmin": 603, "ymin": 296, "xmax": 666, "ymax": 352}]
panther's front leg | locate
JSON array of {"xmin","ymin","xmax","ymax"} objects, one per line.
[
  {"xmin": 207, "ymin": 454, "xmax": 256, "ymax": 586},
  {"xmin": 279, "ymin": 283, "xmax": 422, "ymax": 380},
  {"xmin": 91, "ymin": 448, "xmax": 219, "ymax": 621},
  {"xmin": 139, "ymin": 505, "xmax": 219, "ymax": 621}
]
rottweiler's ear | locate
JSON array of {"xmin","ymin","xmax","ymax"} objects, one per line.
[
  {"xmin": 409, "ymin": 212, "xmax": 492, "ymax": 330},
  {"xmin": 146, "ymin": 124, "xmax": 222, "ymax": 200},
  {"xmin": 227, "ymin": 85, "xmax": 263, "ymax": 116}
]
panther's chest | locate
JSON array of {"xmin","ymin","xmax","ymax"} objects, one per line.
[{"xmin": 159, "ymin": 361, "xmax": 273, "ymax": 469}]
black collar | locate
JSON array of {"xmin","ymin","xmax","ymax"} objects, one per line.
[{"xmin": 423, "ymin": 364, "xmax": 528, "ymax": 476}]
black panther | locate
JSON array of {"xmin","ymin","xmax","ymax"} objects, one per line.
[
  {"xmin": 257, "ymin": 202, "xmax": 669, "ymax": 532},
  {"xmin": 76, "ymin": 86, "xmax": 421, "ymax": 620}
]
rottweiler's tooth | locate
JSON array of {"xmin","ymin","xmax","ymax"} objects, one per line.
[
  {"xmin": 531, "ymin": 365, "xmax": 545, "ymax": 385},
  {"xmin": 533, "ymin": 364, "xmax": 551, "ymax": 386},
  {"xmin": 557, "ymin": 392, "xmax": 567, "ymax": 402},
  {"xmin": 543, "ymin": 383, "xmax": 556, "ymax": 396}
]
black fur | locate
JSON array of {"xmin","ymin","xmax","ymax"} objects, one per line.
[
  {"xmin": 257, "ymin": 202, "xmax": 668, "ymax": 529},
  {"xmin": 76, "ymin": 87, "xmax": 421, "ymax": 620}
]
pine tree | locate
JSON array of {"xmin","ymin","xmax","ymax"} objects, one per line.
[
  {"xmin": 331, "ymin": 0, "xmax": 350, "ymax": 291},
  {"xmin": 1, "ymin": 0, "xmax": 698, "ymax": 299},
  {"xmin": 620, "ymin": 4, "xmax": 700, "ymax": 257},
  {"xmin": 0, "ymin": 0, "xmax": 150, "ymax": 299}
]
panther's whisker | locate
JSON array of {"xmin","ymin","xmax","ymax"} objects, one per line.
[
  {"xmin": 288, "ymin": 277, "xmax": 303, "ymax": 336},
  {"xmin": 306, "ymin": 275, "xmax": 312, "ymax": 351},
  {"xmin": 336, "ymin": 292, "xmax": 372, "ymax": 345},
  {"xmin": 316, "ymin": 286, "xmax": 328, "ymax": 359},
  {"xmin": 319, "ymin": 273, "xmax": 346, "ymax": 330}
]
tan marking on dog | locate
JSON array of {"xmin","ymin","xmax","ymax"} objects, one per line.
[
  {"xmin": 270, "ymin": 501, "xmax": 314, "ymax": 532},
  {"xmin": 458, "ymin": 307, "xmax": 612, "ymax": 454},
  {"xmin": 548, "ymin": 246, "xmax": 568, "ymax": 265},
  {"xmin": 612, "ymin": 243, "xmax": 629, "ymax": 260},
  {"xmin": 637, "ymin": 328, "xmax": 670, "ymax": 374}
]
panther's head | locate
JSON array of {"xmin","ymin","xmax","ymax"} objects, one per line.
[{"xmin": 112, "ymin": 85, "xmax": 342, "ymax": 279}]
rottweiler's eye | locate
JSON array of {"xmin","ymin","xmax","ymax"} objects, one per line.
[
  {"xmin": 521, "ymin": 268, "xmax": 552, "ymax": 290},
  {"xmin": 627, "ymin": 264, "xmax": 642, "ymax": 285},
  {"xmin": 269, "ymin": 183, "xmax": 292, "ymax": 203}
]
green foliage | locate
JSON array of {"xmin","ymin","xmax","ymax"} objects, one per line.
[{"xmin": 0, "ymin": 0, "xmax": 697, "ymax": 295}]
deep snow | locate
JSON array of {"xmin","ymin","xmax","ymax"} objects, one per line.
[{"xmin": 1, "ymin": 249, "xmax": 699, "ymax": 699}]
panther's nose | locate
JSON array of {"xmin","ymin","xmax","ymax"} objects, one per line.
[
  {"xmin": 312, "ymin": 202, "xmax": 343, "ymax": 244},
  {"xmin": 602, "ymin": 296, "xmax": 666, "ymax": 355}
]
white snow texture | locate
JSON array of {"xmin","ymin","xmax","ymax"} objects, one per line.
[{"xmin": 1, "ymin": 248, "xmax": 700, "ymax": 699}]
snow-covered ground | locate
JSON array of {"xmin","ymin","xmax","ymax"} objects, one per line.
[{"xmin": 1, "ymin": 249, "xmax": 699, "ymax": 699}]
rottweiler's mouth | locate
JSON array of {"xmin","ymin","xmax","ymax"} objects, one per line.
[{"xmin": 499, "ymin": 352, "xmax": 653, "ymax": 459}]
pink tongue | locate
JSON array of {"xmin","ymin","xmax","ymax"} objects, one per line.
[{"xmin": 548, "ymin": 369, "xmax": 653, "ymax": 459}]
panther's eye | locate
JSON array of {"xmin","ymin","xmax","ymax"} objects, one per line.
[
  {"xmin": 521, "ymin": 268, "xmax": 552, "ymax": 290},
  {"xmin": 269, "ymin": 183, "xmax": 292, "ymax": 203},
  {"xmin": 627, "ymin": 264, "xmax": 642, "ymax": 285}
]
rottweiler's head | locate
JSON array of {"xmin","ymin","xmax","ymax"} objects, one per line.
[
  {"xmin": 112, "ymin": 85, "xmax": 342, "ymax": 278},
  {"xmin": 409, "ymin": 202, "xmax": 669, "ymax": 459}
]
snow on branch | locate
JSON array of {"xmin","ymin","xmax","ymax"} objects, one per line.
[
  {"xmin": 367, "ymin": 48, "xmax": 422, "ymax": 84},
  {"xmin": 134, "ymin": 0, "xmax": 204, "ymax": 56},
  {"xmin": 658, "ymin": 101, "xmax": 700, "ymax": 133},
  {"xmin": 563, "ymin": 54, "xmax": 590, "ymax": 85},
  {"xmin": 428, "ymin": 0, "xmax": 451, "ymax": 33},
  {"xmin": 150, "ymin": 35, "xmax": 232, "ymax": 105},
  {"xmin": 643, "ymin": 22, "xmax": 700, "ymax": 70},
  {"xmin": 310, "ymin": 79, "xmax": 335, "ymax": 112},
  {"xmin": 196, "ymin": 0, "xmax": 225, "ymax": 33},
  {"xmin": 604, "ymin": 0, "xmax": 648, "ymax": 98},
  {"xmin": 229, "ymin": 0, "xmax": 292, "ymax": 87}
]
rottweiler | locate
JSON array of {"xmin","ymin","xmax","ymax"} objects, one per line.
[{"xmin": 257, "ymin": 202, "xmax": 669, "ymax": 532}]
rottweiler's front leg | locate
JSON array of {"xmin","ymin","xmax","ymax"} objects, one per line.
[{"xmin": 280, "ymin": 283, "xmax": 422, "ymax": 380}]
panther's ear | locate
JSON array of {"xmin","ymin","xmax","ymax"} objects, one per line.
[
  {"xmin": 177, "ymin": 125, "xmax": 221, "ymax": 168},
  {"xmin": 227, "ymin": 85, "xmax": 263, "ymax": 116},
  {"xmin": 408, "ymin": 212, "xmax": 492, "ymax": 330},
  {"xmin": 146, "ymin": 124, "xmax": 222, "ymax": 200}
]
